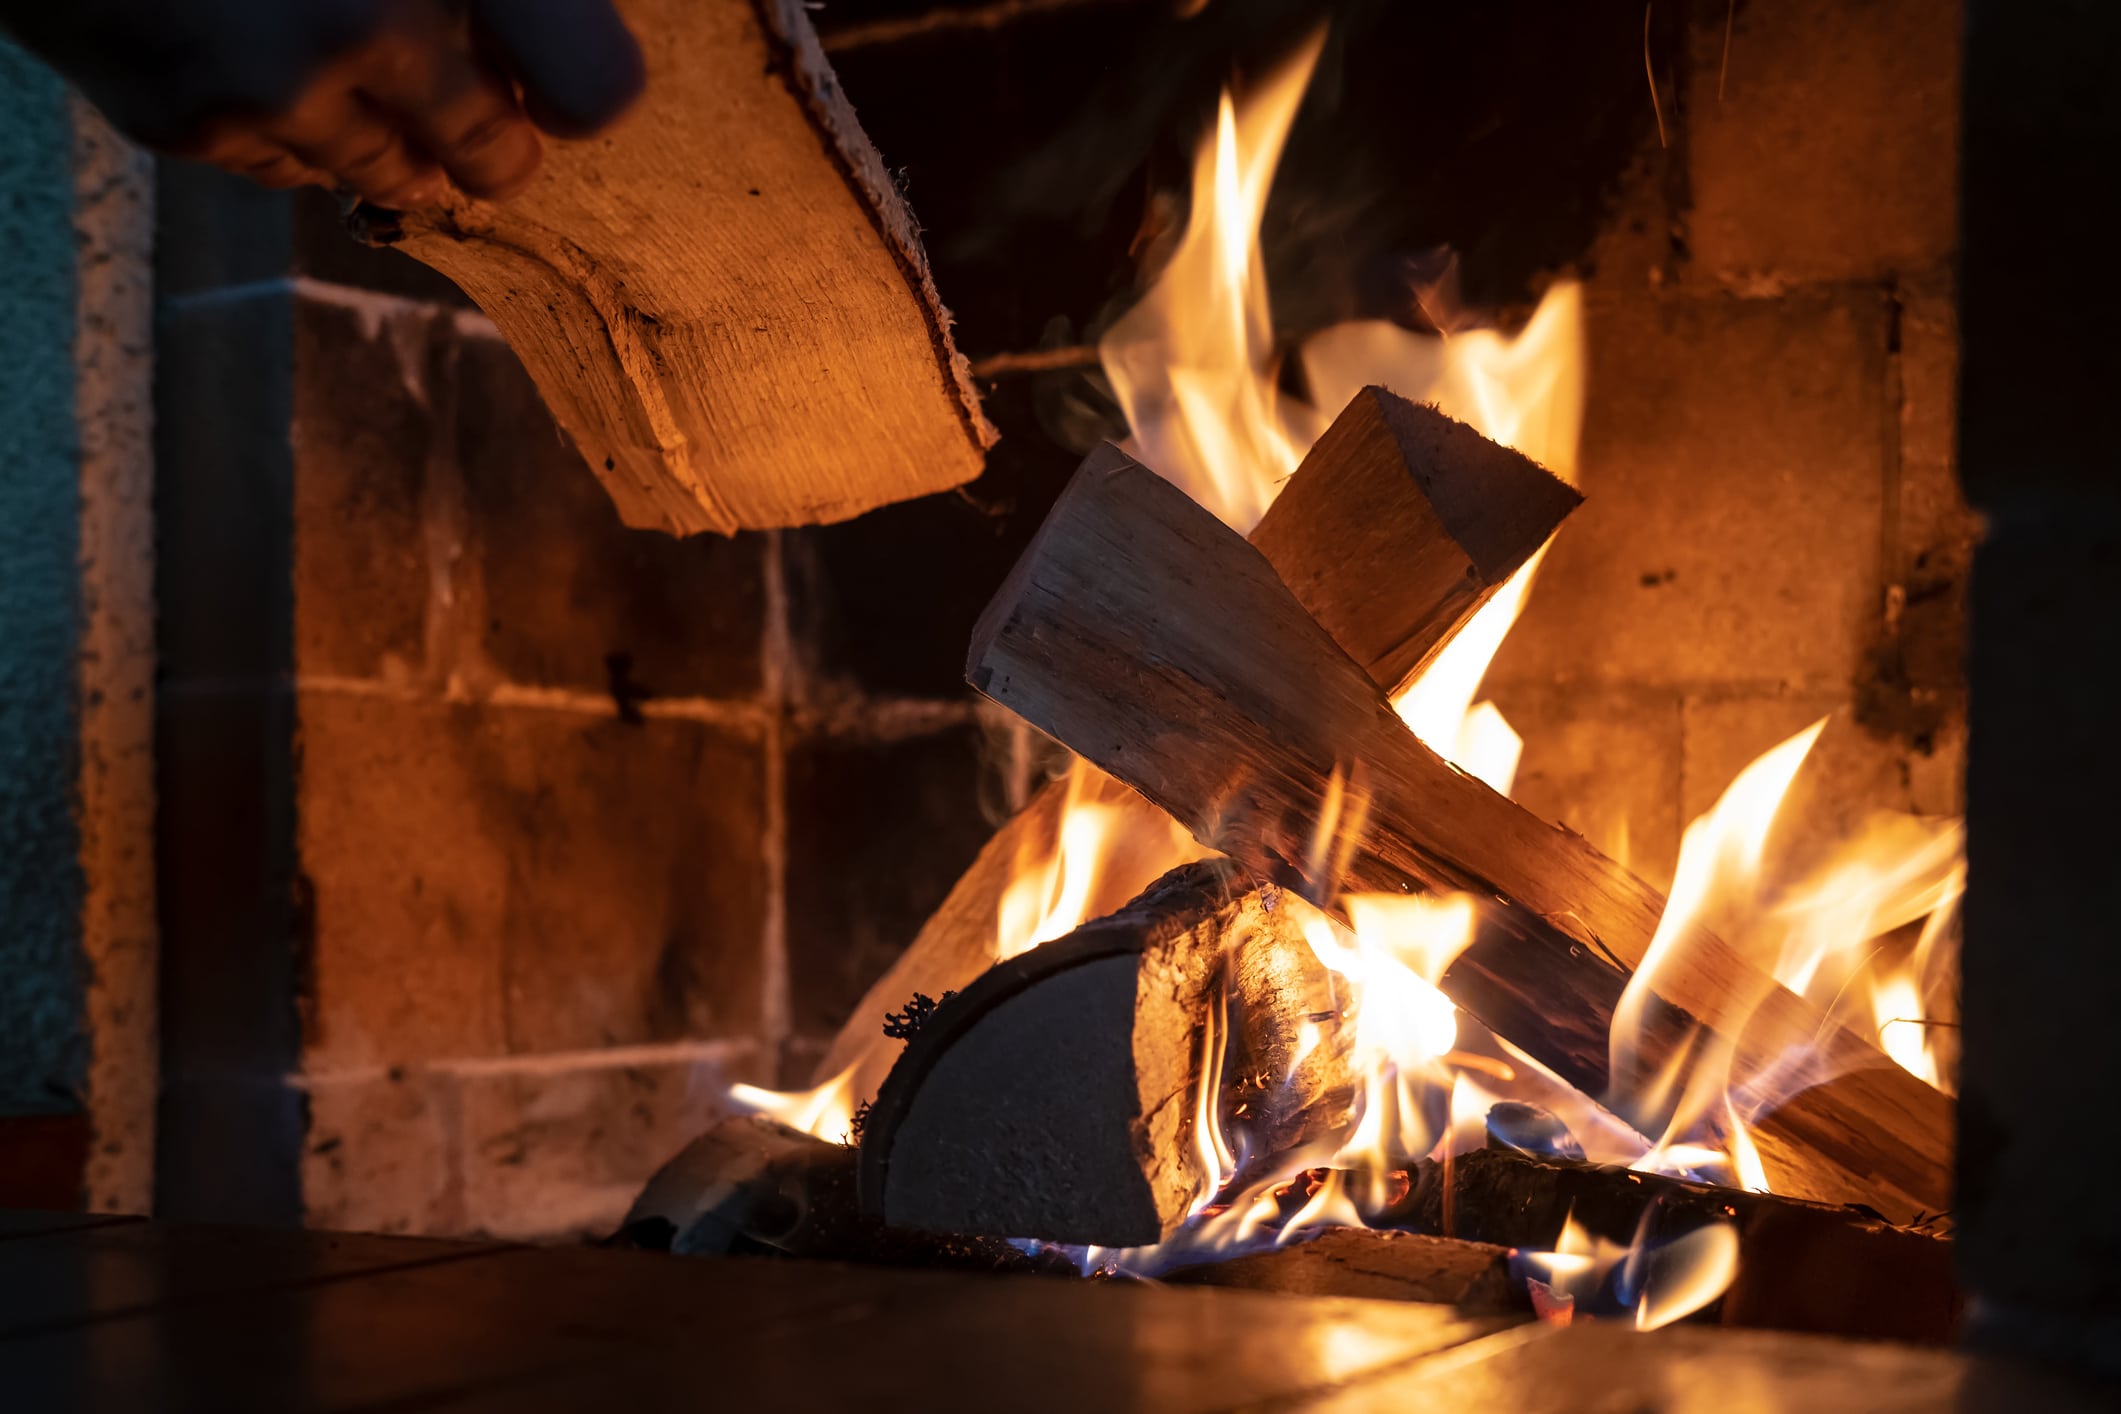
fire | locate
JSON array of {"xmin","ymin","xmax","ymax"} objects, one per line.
[
  {"xmin": 1609, "ymin": 720, "xmax": 1825, "ymax": 1172},
  {"xmin": 731, "ymin": 21, "xmax": 1964, "ymax": 1334},
  {"xmin": 1765, "ymin": 812, "xmax": 1964, "ymax": 1092},
  {"xmin": 727, "ymin": 1062, "xmax": 859, "ymax": 1144},
  {"xmin": 1098, "ymin": 31, "xmax": 1324, "ymax": 535},
  {"xmin": 997, "ymin": 760, "xmax": 1205, "ymax": 962}
]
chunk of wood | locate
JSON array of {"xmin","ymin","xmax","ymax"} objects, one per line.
[
  {"xmin": 1250, "ymin": 388, "xmax": 1581, "ymax": 695},
  {"xmin": 965, "ymin": 447, "xmax": 1953, "ymax": 1220},
  {"xmin": 379, "ymin": 0, "xmax": 994, "ymax": 535},
  {"xmin": 858, "ymin": 863, "xmax": 1348, "ymax": 1247},
  {"xmin": 1400, "ymin": 1145, "xmax": 1958, "ymax": 1345},
  {"xmin": 813, "ymin": 392, "xmax": 1579, "ymax": 1102}
]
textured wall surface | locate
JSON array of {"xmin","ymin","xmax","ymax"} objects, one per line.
[{"xmin": 0, "ymin": 39, "xmax": 86, "ymax": 1115}]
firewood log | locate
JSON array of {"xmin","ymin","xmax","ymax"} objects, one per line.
[
  {"xmin": 1249, "ymin": 387, "xmax": 1580, "ymax": 695},
  {"xmin": 813, "ymin": 392, "xmax": 1578, "ymax": 1104},
  {"xmin": 858, "ymin": 862, "xmax": 1349, "ymax": 1247},
  {"xmin": 1399, "ymin": 1145, "xmax": 1958, "ymax": 1345},
  {"xmin": 374, "ymin": 0, "xmax": 994, "ymax": 535},
  {"xmin": 965, "ymin": 446, "xmax": 1952, "ymax": 1220}
]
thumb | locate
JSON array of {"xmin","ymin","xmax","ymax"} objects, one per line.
[{"xmin": 469, "ymin": 0, "xmax": 645, "ymax": 139}]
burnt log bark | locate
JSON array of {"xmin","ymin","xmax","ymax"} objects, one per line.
[
  {"xmin": 858, "ymin": 863, "xmax": 1348, "ymax": 1247},
  {"xmin": 379, "ymin": 0, "xmax": 994, "ymax": 535},
  {"xmin": 1401, "ymin": 1146, "xmax": 1958, "ymax": 1345},
  {"xmin": 965, "ymin": 447, "xmax": 1953, "ymax": 1220},
  {"xmin": 813, "ymin": 392, "xmax": 1578, "ymax": 1104}
]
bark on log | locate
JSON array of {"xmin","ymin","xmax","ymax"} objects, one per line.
[
  {"xmin": 376, "ymin": 0, "xmax": 994, "ymax": 535},
  {"xmin": 1401, "ymin": 1146, "xmax": 1958, "ymax": 1345},
  {"xmin": 813, "ymin": 393, "xmax": 1578, "ymax": 1103},
  {"xmin": 965, "ymin": 447, "xmax": 1953, "ymax": 1220},
  {"xmin": 858, "ymin": 862, "xmax": 1348, "ymax": 1247}
]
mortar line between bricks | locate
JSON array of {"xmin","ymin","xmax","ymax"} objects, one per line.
[
  {"xmin": 162, "ymin": 275, "xmax": 501, "ymax": 341},
  {"xmin": 292, "ymin": 1038, "xmax": 760, "ymax": 1087},
  {"xmin": 759, "ymin": 531, "xmax": 793, "ymax": 1070},
  {"xmin": 293, "ymin": 674, "xmax": 773, "ymax": 731}
]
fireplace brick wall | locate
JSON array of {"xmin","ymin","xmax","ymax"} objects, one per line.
[{"xmin": 150, "ymin": 0, "xmax": 1969, "ymax": 1239}]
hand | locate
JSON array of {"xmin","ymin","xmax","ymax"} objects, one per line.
[{"xmin": 2, "ymin": 0, "xmax": 646, "ymax": 206}]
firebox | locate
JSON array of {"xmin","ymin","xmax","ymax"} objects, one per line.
[{"xmin": 2, "ymin": 0, "xmax": 2117, "ymax": 1405}]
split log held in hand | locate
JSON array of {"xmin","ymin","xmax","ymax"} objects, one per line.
[
  {"xmin": 377, "ymin": 0, "xmax": 995, "ymax": 535},
  {"xmin": 813, "ymin": 389, "xmax": 1581, "ymax": 1105},
  {"xmin": 965, "ymin": 446, "xmax": 1953, "ymax": 1220}
]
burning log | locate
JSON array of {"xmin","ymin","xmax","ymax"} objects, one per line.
[
  {"xmin": 1249, "ymin": 386, "xmax": 1581, "ymax": 695},
  {"xmin": 857, "ymin": 863, "xmax": 1347, "ymax": 1247},
  {"xmin": 1401, "ymin": 1146, "xmax": 1958, "ymax": 1345},
  {"xmin": 965, "ymin": 447, "xmax": 1953, "ymax": 1220},
  {"xmin": 813, "ymin": 390, "xmax": 1580, "ymax": 1104},
  {"xmin": 374, "ymin": 0, "xmax": 994, "ymax": 535}
]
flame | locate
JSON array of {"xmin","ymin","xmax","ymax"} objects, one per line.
[
  {"xmin": 1764, "ymin": 812, "xmax": 1964, "ymax": 1092},
  {"xmin": 1298, "ymin": 894, "xmax": 1475, "ymax": 1208},
  {"xmin": 1098, "ymin": 31, "xmax": 1324, "ymax": 533},
  {"xmin": 996, "ymin": 761, "xmax": 1203, "ymax": 961},
  {"xmin": 1610, "ymin": 720, "xmax": 1824, "ymax": 1176},
  {"xmin": 727, "ymin": 1062, "xmax": 858, "ymax": 1144},
  {"xmin": 1517, "ymin": 1208, "xmax": 1740, "ymax": 1330}
]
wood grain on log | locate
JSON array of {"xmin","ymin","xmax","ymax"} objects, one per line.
[
  {"xmin": 814, "ymin": 392, "xmax": 1579, "ymax": 1102},
  {"xmin": 384, "ymin": 0, "xmax": 994, "ymax": 535},
  {"xmin": 1250, "ymin": 388, "xmax": 1580, "ymax": 694},
  {"xmin": 965, "ymin": 447, "xmax": 1952, "ymax": 1220},
  {"xmin": 860, "ymin": 862, "xmax": 1344, "ymax": 1246}
]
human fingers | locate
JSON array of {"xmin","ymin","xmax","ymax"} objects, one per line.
[
  {"xmin": 468, "ymin": 0, "xmax": 645, "ymax": 138},
  {"xmin": 190, "ymin": 128, "xmax": 336, "ymax": 192},
  {"xmin": 271, "ymin": 72, "xmax": 450, "ymax": 207},
  {"xmin": 356, "ymin": 26, "xmax": 545, "ymax": 200}
]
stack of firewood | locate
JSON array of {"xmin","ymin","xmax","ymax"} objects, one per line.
[{"xmin": 634, "ymin": 387, "xmax": 1957, "ymax": 1344}]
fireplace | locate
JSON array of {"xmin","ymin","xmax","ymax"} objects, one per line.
[{"xmin": 5, "ymin": 0, "xmax": 2117, "ymax": 1398}]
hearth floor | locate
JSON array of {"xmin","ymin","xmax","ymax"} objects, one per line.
[{"xmin": 0, "ymin": 1210, "xmax": 2105, "ymax": 1411}]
